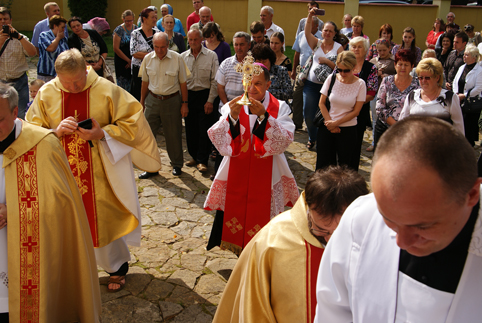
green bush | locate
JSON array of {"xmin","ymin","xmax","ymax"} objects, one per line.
[
  {"xmin": 68, "ymin": 0, "xmax": 107, "ymax": 22},
  {"xmin": 0, "ymin": 0, "xmax": 13, "ymax": 9}
]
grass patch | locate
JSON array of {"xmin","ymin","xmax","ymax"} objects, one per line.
[{"xmin": 202, "ymin": 267, "xmax": 213, "ymax": 275}]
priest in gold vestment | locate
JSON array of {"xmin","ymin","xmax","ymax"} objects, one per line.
[
  {"xmin": 213, "ymin": 166, "xmax": 368, "ymax": 323},
  {"xmin": 26, "ymin": 49, "xmax": 162, "ymax": 292},
  {"xmin": 0, "ymin": 84, "xmax": 101, "ymax": 322}
]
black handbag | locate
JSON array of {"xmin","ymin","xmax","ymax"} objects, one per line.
[
  {"xmin": 463, "ymin": 88, "xmax": 482, "ymax": 114},
  {"xmin": 313, "ymin": 71, "xmax": 337, "ymax": 127}
]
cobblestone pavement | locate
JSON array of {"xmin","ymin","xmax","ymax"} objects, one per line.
[{"xmin": 25, "ymin": 58, "xmax": 481, "ymax": 322}]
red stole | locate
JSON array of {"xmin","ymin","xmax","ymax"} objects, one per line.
[
  {"xmin": 221, "ymin": 93, "xmax": 280, "ymax": 256},
  {"xmin": 60, "ymin": 89, "xmax": 99, "ymax": 247},
  {"xmin": 305, "ymin": 243, "xmax": 324, "ymax": 323}
]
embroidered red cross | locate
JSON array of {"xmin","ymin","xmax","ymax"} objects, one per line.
[
  {"xmin": 23, "ymin": 150, "xmax": 35, "ymax": 162},
  {"xmin": 22, "ymin": 236, "xmax": 38, "ymax": 253},
  {"xmin": 21, "ymin": 191, "xmax": 37, "ymax": 208},
  {"xmin": 22, "ymin": 279, "xmax": 38, "ymax": 295}
]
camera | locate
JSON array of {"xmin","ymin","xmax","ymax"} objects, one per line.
[{"xmin": 2, "ymin": 25, "xmax": 19, "ymax": 39}]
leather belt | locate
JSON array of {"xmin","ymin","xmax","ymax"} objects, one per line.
[{"xmin": 149, "ymin": 91, "xmax": 179, "ymax": 101}]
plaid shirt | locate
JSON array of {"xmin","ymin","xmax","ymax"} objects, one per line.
[{"xmin": 0, "ymin": 33, "xmax": 32, "ymax": 80}]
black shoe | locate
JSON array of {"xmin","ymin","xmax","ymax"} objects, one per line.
[
  {"xmin": 172, "ymin": 167, "xmax": 182, "ymax": 176},
  {"xmin": 138, "ymin": 172, "xmax": 158, "ymax": 179}
]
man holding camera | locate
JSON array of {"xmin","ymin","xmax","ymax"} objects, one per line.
[{"xmin": 0, "ymin": 7, "xmax": 36, "ymax": 119}]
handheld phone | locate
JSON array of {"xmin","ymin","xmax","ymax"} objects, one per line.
[
  {"xmin": 77, "ymin": 118, "xmax": 93, "ymax": 130},
  {"xmin": 2, "ymin": 25, "xmax": 9, "ymax": 34},
  {"xmin": 314, "ymin": 9, "xmax": 325, "ymax": 16}
]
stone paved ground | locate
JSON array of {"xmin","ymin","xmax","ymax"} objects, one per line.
[{"xmin": 25, "ymin": 58, "xmax": 481, "ymax": 322}]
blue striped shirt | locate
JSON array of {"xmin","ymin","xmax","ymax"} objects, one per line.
[{"xmin": 38, "ymin": 30, "xmax": 69, "ymax": 76}]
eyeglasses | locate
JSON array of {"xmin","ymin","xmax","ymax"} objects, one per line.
[
  {"xmin": 307, "ymin": 209, "xmax": 332, "ymax": 237},
  {"xmin": 418, "ymin": 76, "xmax": 433, "ymax": 81},
  {"xmin": 337, "ymin": 67, "xmax": 352, "ymax": 73}
]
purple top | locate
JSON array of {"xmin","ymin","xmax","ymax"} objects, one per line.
[{"xmin": 203, "ymin": 40, "xmax": 232, "ymax": 65}]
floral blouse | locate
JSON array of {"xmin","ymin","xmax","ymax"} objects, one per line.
[
  {"xmin": 130, "ymin": 27, "xmax": 159, "ymax": 68},
  {"xmin": 269, "ymin": 64, "xmax": 293, "ymax": 102},
  {"xmin": 376, "ymin": 75, "xmax": 420, "ymax": 124},
  {"xmin": 391, "ymin": 44, "xmax": 422, "ymax": 66},
  {"xmin": 354, "ymin": 64, "xmax": 378, "ymax": 97}
]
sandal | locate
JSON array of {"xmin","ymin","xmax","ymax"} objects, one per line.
[
  {"xmin": 107, "ymin": 275, "xmax": 126, "ymax": 293},
  {"xmin": 306, "ymin": 141, "xmax": 315, "ymax": 151}
]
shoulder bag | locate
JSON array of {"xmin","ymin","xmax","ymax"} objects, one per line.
[
  {"xmin": 101, "ymin": 56, "xmax": 115, "ymax": 83},
  {"xmin": 313, "ymin": 71, "xmax": 337, "ymax": 127},
  {"xmin": 463, "ymin": 88, "xmax": 482, "ymax": 114},
  {"xmin": 296, "ymin": 39, "xmax": 321, "ymax": 86}
]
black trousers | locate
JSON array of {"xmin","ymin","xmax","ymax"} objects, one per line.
[
  {"xmin": 185, "ymin": 89, "xmax": 218, "ymax": 165},
  {"xmin": 464, "ymin": 110, "xmax": 481, "ymax": 147},
  {"xmin": 316, "ymin": 124, "xmax": 358, "ymax": 171},
  {"xmin": 130, "ymin": 65, "xmax": 142, "ymax": 101},
  {"xmin": 107, "ymin": 261, "xmax": 129, "ymax": 276},
  {"xmin": 207, "ymin": 210, "xmax": 223, "ymax": 250},
  {"xmin": 353, "ymin": 103, "xmax": 371, "ymax": 171},
  {"xmin": 0, "ymin": 313, "xmax": 8, "ymax": 322},
  {"xmin": 373, "ymin": 118, "xmax": 389, "ymax": 149}
]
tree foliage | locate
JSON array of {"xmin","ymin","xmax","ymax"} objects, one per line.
[
  {"xmin": 0, "ymin": 0, "xmax": 14, "ymax": 9},
  {"xmin": 68, "ymin": 0, "xmax": 107, "ymax": 22}
]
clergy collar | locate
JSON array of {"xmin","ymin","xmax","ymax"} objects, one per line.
[{"xmin": 0, "ymin": 124, "xmax": 16, "ymax": 153}]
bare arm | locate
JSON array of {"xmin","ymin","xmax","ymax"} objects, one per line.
[
  {"xmin": 291, "ymin": 51, "xmax": 300, "ymax": 80},
  {"xmin": 304, "ymin": 10, "xmax": 319, "ymax": 50},
  {"xmin": 180, "ymin": 82, "xmax": 189, "ymax": 118},
  {"xmin": 133, "ymin": 51, "xmax": 148, "ymax": 60},
  {"xmin": 140, "ymin": 81, "xmax": 149, "ymax": 110},
  {"xmin": 113, "ymin": 33, "xmax": 131, "ymax": 64},
  {"xmin": 46, "ymin": 28, "xmax": 64, "ymax": 52}
]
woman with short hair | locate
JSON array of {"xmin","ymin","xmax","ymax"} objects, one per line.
[
  {"xmin": 38, "ymin": 15, "xmax": 69, "ymax": 82},
  {"xmin": 435, "ymin": 32, "xmax": 454, "ymax": 66},
  {"xmin": 392, "ymin": 27, "xmax": 422, "ymax": 66},
  {"xmin": 156, "ymin": 4, "xmax": 185, "ymax": 36},
  {"xmin": 113, "ymin": 10, "xmax": 137, "ymax": 91},
  {"xmin": 367, "ymin": 24, "xmax": 396, "ymax": 61},
  {"xmin": 375, "ymin": 49, "xmax": 419, "ymax": 148},
  {"xmin": 316, "ymin": 51, "xmax": 366, "ymax": 170},
  {"xmin": 399, "ymin": 58, "xmax": 463, "ymax": 134},
  {"xmin": 464, "ymin": 24, "xmax": 482, "ymax": 47},
  {"xmin": 346, "ymin": 16, "xmax": 369, "ymax": 44},
  {"xmin": 453, "ymin": 44, "xmax": 482, "ymax": 146},
  {"xmin": 252, "ymin": 43, "xmax": 292, "ymax": 102},
  {"xmin": 162, "ymin": 14, "xmax": 185, "ymax": 53},
  {"xmin": 68, "ymin": 16, "xmax": 108, "ymax": 77}
]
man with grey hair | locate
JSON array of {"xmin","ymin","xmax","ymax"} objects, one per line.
[
  {"xmin": 32, "ymin": 2, "xmax": 68, "ymax": 55},
  {"xmin": 0, "ymin": 83, "xmax": 101, "ymax": 321},
  {"xmin": 196, "ymin": 6, "xmax": 212, "ymax": 29},
  {"xmin": 446, "ymin": 12, "xmax": 459, "ymax": 31},
  {"xmin": 315, "ymin": 116, "xmax": 482, "ymax": 322},
  {"xmin": 181, "ymin": 28, "xmax": 218, "ymax": 172},
  {"xmin": 260, "ymin": 5, "xmax": 284, "ymax": 42},
  {"xmin": 187, "ymin": 0, "xmax": 213, "ymax": 31},
  {"xmin": 139, "ymin": 32, "xmax": 190, "ymax": 177}
]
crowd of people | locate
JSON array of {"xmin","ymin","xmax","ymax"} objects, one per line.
[{"xmin": 1, "ymin": 0, "xmax": 482, "ymax": 321}]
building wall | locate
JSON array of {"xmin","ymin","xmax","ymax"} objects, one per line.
[{"xmin": 11, "ymin": 0, "xmax": 482, "ymax": 50}]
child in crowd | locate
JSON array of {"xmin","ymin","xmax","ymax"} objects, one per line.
[{"xmin": 27, "ymin": 79, "xmax": 45, "ymax": 111}]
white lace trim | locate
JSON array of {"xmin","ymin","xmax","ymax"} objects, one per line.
[
  {"xmin": 261, "ymin": 117, "xmax": 294, "ymax": 157},
  {"xmin": 469, "ymin": 210, "xmax": 482, "ymax": 257}
]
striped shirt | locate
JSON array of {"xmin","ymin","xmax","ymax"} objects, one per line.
[
  {"xmin": 215, "ymin": 55, "xmax": 244, "ymax": 105},
  {"xmin": 38, "ymin": 30, "xmax": 69, "ymax": 76}
]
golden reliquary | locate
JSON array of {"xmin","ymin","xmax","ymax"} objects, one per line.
[{"xmin": 234, "ymin": 51, "xmax": 263, "ymax": 105}]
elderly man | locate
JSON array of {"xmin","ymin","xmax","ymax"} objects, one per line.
[
  {"xmin": 0, "ymin": 83, "xmax": 101, "ymax": 321},
  {"xmin": 195, "ymin": 6, "xmax": 212, "ymax": 30},
  {"xmin": 205, "ymin": 65, "xmax": 299, "ymax": 256},
  {"xmin": 315, "ymin": 116, "xmax": 482, "ymax": 322},
  {"xmin": 32, "ymin": 2, "xmax": 68, "ymax": 55},
  {"xmin": 260, "ymin": 6, "xmax": 284, "ymax": 42},
  {"xmin": 446, "ymin": 12, "xmax": 460, "ymax": 31},
  {"xmin": 0, "ymin": 7, "xmax": 36, "ymax": 119},
  {"xmin": 444, "ymin": 31, "xmax": 468, "ymax": 90},
  {"xmin": 181, "ymin": 29, "xmax": 218, "ymax": 172},
  {"xmin": 139, "ymin": 32, "xmax": 190, "ymax": 177},
  {"xmin": 213, "ymin": 166, "xmax": 368, "ymax": 322},
  {"xmin": 291, "ymin": 17, "xmax": 321, "ymax": 130},
  {"xmin": 26, "ymin": 49, "xmax": 161, "ymax": 293},
  {"xmin": 186, "ymin": 0, "xmax": 213, "ymax": 31},
  {"xmin": 249, "ymin": 21, "xmax": 270, "ymax": 50},
  {"xmin": 295, "ymin": 1, "xmax": 323, "ymax": 38}
]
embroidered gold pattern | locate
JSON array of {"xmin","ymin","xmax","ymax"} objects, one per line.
[
  {"xmin": 225, "ymin": 217, "xmax": 243, "ymax": 234},
  {"xmin": 66, "ymin": 134, "xmax": 89, "ymax": 195}
]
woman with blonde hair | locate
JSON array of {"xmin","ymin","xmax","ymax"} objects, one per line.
[
  {"xmin": 316, "ymin": 51, "xmax": 366, "ymax": 170},
  {"xmin": 453, "ymin": 44, "xmax": 482, "ymax": 146},
  {"xmin": 399, "ymin": 58, "xmax": 463, "ymax": 134},
  {"xmin": 346, "ymin": 16, "xmax": 369, "ymax": 44}
]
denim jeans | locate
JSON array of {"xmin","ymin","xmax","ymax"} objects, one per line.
[
  {"xmin": 5, "ymin": 72, "xmax": 28, "ymax": 119},
  {"xmin": 303, "ymin": 80, "xmax": 323, "ymax": 142}
]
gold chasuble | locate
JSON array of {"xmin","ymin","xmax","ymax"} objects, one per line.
[
  {"xmin": 213, "ymin": 193, "xmax": 324, "ymax": 323},
  {"xmin": 4, "ymin": 121, "xmax": 100, "ymax": 322},
  {"xmin": 26, "ymin": 67, "xmax": 162, "ymax": 248}
]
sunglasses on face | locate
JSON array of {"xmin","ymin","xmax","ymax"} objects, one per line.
[
  {"xmin": 337, "ymin": 68, "xmax": 352, "ymax": 73},
  {"xmin": 418, "ymin": 76, "xmax": 433, "ymax": 81}
]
